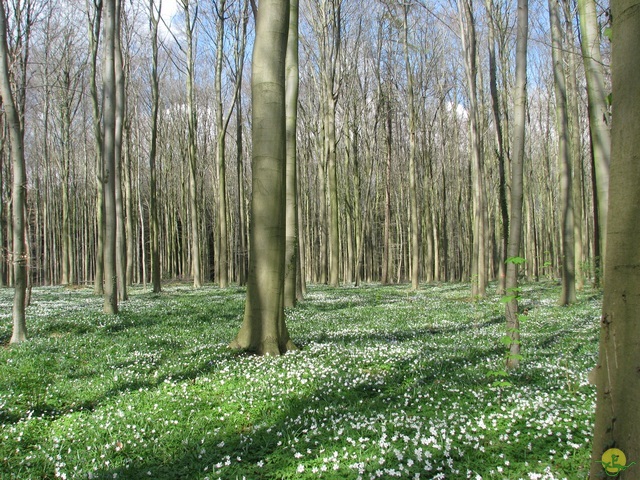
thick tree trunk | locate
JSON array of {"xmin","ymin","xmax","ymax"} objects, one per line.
[
  {"xmin": 231, "ymin": 0, "xmax": 296, "ymax": 356},
  {"xmin": 0, "ymin": 0, "xmax": 27, "ymax": 343},
  {"xmin": 549, "ymin": 0, "xmax": 576, "ymax": 305},
  {"xmin": 589, "ymin": 0, "xmax": 640, "ymax": 474},
  {"xmin": 284, "ymin": 0, "xmax": 300, "ymax": 307}
]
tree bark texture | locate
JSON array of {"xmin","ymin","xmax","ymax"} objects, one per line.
[
  {"xmin": 589, "ymin": 0, "xmax": 640, "ymax": 474},
  {"xmin": 0, "ymin": 0, "xmax": 28, "ymax": 343},
  {"xmin": 231, "ymin": 0, "xmax": 296, "ymax": 355}
]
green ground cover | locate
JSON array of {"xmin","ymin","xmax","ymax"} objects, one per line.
[{"xmin": 0, "ymin": 282, "xmax": 599, "ymax": 479}]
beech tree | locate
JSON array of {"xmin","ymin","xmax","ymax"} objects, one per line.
[
  {"xmin": 0, "ymin": 0, "xmax": 28, "ymax": 343},
  {"xmin": 589, "ymin": 0, "xmax": 640, "ymax": 473},
  {"xmin": 103, "ymin": 0, "xmax": 119, "ymax": 314},
  {"xmin": 230, "ymin": 0, "xmax": 297, "ymax": 355}
]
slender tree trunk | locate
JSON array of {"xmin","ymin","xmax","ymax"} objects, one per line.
[
  {"xmin": 180, "ymin": 0, "xmax": 202, "ymax": 288},
  {"xmin": 382, "ymin": 95, "xmax": 392, "ymax": 285},
  {"xmin": 458, "ymin": 0, "xmax": 487, "ymax": 298},
  {"xmin": 589, "ymin": 0, "xmax": 640, "ymax": 472},
  {"xmin": 0, "ymin": 0, "xmax": 27, "ymax": 343},
  {"xmin": 149, "ymin": 0, "xmax": 161, "ymax": 293},
  {"xmin": 215, "ymin": 0, "xmax": 229, "ymax": 288},
  {"xmin": 87, "ymin": 0, "xmax": 104, "ymax": 295},
  {"xmin": 549, "ymin": 0, "xmax": 576, "ymax": 305},
  {"xmin": 485, "ymin": 0, "xmax": 509, "ymax": 294},
  {"xmin": 403, "ymin": 4, "xmax": 420, "ymax": 291},
  {"xmin": 563, "ymin": 0, "xmax": 584, "ymax": 291},
  {"xmin": 114, "ymin": 2, "xmax": 127, "ymax": 300},
  {"xmin": 103, "ymin": 0, "xmax": 118, "ymax": 314},
  {"xmin": 577, "ymin": 0, "xmax": 610, "ymax": 282},
  {"xmin": 506, "ymin": 0, "xmax": 527, "ymax": 370},
  {"xmin": 284, "ymin": 0, "xmax": 300, "ymax": 307},
  {"xmin": 231, "ymin": 0, "xmax": 296, "ymax": 355}
]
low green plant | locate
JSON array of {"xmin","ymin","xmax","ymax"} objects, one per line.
[{"xmin": 0, "ymin": 282, "xmax": 599, "ymax": 479}]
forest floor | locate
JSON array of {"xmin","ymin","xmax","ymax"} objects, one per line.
[{"xmin": 0, "ymin": 281, "xmax": 600, "ymax": 479}]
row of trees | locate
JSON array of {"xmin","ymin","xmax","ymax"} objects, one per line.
[{"xmin": 1, "ymin": 0, "xmax": 610, "ymax": 319}]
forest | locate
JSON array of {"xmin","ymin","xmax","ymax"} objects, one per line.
[{"xmin": 2, "ymin": 0, "xmax": 640, "ymax": 477}]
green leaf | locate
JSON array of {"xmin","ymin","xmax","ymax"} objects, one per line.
[
  {"xmin": 604, "ymin": 27, "xmax": 612, "ymax": 41},
  {"xmin": 492, "ymin": 380, "xmax": 513, "ymax": 388},
  {"xmin": 606, "ymin": 92, "xmax": 613, "ymax": 106},
  {"xmin": 500, "ymin": 295, "xmax": 516, "ymax": 304},
  {"xmin": 506, "ymin": 256, "xmax": 526, "ymax": 265},
  {"xmin": 488, "ymin": 369, "xmax": 508, "ymax": 377},
  {"xmin": 500, "ymin": 335, "xmax": 513, "ymax": 345}
]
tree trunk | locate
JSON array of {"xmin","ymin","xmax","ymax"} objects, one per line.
[
  {"xmin": 589, "ymin": 0, "xmax": 640, "ymax": 473},
  {"xmin": 484, "ymin": 0, "xmax": 509, "ymax": 295},
  {"xmin": 149, "ymin": 0, "xmax": 161, "ymax": 293},
  {"xmin": 182, "ymin": 0, "xmax": 202, "ymax": 288},
  {"xmin": 505, "ymin": 0, "xmax": 527, "ymax": 370},
  {"xmin": 103, "ymin": 0, "xmax": 119, "ymax": 314},
  {"xmin": 230, "ymin": 0, "xmax": 296, "ymax": 356},
  {"xmin": 284, "ymin": 0, "xmax": 300, "ymax": 307},
  {"xmin": 215, "ymin": 0, "xmax": 229, "ymax": 288},
  {"xmin": 403, "ymin": 4, "xmax": 420, "ymax": 291},
  {"xmin": 87, "ymin": 0, "xmax": 104, "ymax": 295},
  {"xmin": 549, "ymin": 0, "xmax": 576, "ymax": 305},
  {"xmin": 0, "ymin": 0, "xmax": 27, "ymax": 343},
  {"xmin": 563, "ymin": 0, "xmax": 584, "ymax": 291},
  {"xmin": 115, "ymin": 2, "xmax": 127, "ymax": 300},
  {"xmin": 458, "ymin": 0, "xmax": 487, "ymax": 298},
  {"xmin": 577, "ymin": 0, "xmax": 610, "ymax": 281}
]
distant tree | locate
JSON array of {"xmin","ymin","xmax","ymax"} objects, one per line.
[
  {"xmin": 589, "ymin": 0, "xmax": 640, "ymax": 473},
  {"xmin": 230, "ymin": 0, "xmax": 297, "ymax": 355}
]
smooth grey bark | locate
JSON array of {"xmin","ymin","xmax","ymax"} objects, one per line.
[
  {"xmin": 181, "ymin": 0, "xmax": 202, "ymax": 288},
  {"xmin": 149, "ymin": 0, "xmax": 161, "ymax": 293},
  {"xmin": 505, "ymin": 0, "xmax": 527, "ymax": 370},
  {"xmin": 0, "ymin": 0, "xmax": 27, "ymax": 343},
  {"xmin": 458, "ymin": 0, "xmax": 488, "ymax": 298},
  {"xmin": 103, "ymin": 0, "xmax": 118, "ymax": 314},
  {"xmin": 86, "ymin": 0, "xmax": 104, "ymax": 295},
  {"xmin": 402, "ymin": 4, "xmax": 420, "ymax": 291},
  {"xmin": 114, "ymin": 0, "xmax": 127, "ymax": 300},
  {"xmin": 562, "ymin": 0, "xmax": 584, "ymax": 291},
  {"xmin": 577, "ymin": 0, "xmax": 610, "ymax": 281},
  {"xmin": 215, "ymin": 0, "xmax": 229, "ymax": 288},
  {"xmin": 484, "ymin": 0, "xmax": 509, "ymax": 294},
  {"xmin": 284, "ymin": 0, "xmax": 300, "ymax": 307},
  {"xmin": 230, "ymin": 0, "xmax": 297, "ymax": 355},
  {"xmin": 589, "ymin": 0, "xmax": 640, "ymax": 473},
  {"xmin": 549, "ymin": 0, "xmax": 576, "ymax": 305}
]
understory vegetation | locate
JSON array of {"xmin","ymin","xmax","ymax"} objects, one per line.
[{"xmin": 1, "ymin": 283, "xmax": 599, "ymax": 479}]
